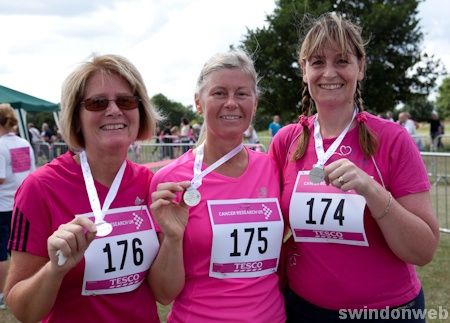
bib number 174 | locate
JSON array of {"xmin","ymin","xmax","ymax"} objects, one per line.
[{"xmin": 305, "ymin": 198, "xmax": 345, "ymax": 226}]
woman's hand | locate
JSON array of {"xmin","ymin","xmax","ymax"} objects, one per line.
[
  {"xmin": 47, "ymin": 216, "xmax": 97, "ymax": 272},
  {"xmin": 151, "ymin": 181, "xmax": 191, "ymax": 242},
  {"xmin": 324, "ymin": 158, "xmax": 374, "ymax": 196}
]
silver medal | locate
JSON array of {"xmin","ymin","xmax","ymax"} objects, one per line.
[
  {"xmin": 96, "ymin": 221, "xmax": 113, "ymax": 237},
  {"xmin": 183, "ymin": 188, "xmax": 201, "ymax": 207},
  {"xmin": 309, "ymin": 166, "xmax": 325, "ymax": 183}
]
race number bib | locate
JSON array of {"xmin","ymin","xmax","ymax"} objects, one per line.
[
  {"xmin": 81, "ymin": 206, "xmax": 159, "ymax": 295},
  {"xmin": 289, "ymin": 171, "xmax": 368, "ymax": 246},
  {"xmin": 208, "ymin": 198, "xmax": 283, "ymax": 279}
]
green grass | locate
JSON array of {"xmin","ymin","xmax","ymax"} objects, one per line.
[{"xmin": 417, "ymin": 234, "xmax": 450, "ymax": 323}]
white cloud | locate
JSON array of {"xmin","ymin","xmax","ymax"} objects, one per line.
[
  {"xmin": 0, "ymin": 0, "xmax": 448, "ymax": 107},
  {"xmin": 0, "ymin": 0, "xmax": 275, "ymax": 106}
]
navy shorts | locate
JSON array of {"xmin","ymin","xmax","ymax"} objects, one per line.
[{"xmin": 0, "ymin": 211, "xmax": 12, "ymax": 261}]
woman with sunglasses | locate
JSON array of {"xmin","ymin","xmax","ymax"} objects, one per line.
[
  {"xmin": 5, "ymin": 54, "xmax": 162, "ymax": 322},
  {"xmin": 149, "ymin": 49, "xmax": 285, "ymax": 322}
]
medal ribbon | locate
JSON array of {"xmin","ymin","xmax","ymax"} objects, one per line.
[
  {"xmin": 80, "ymin": 151, "xmax": 126, "ymax": 224},
  {"xmin": 191, "ymin": 142, "xmax": 244, "ymax": 190},
  {"xmin": 313, "ymin": 109, "xmax": 357, "ymax": 168}
]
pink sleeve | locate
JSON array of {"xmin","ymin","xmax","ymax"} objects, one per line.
[
  {"xmin": 8, "ymin": 175, "xmax": 52, "ymax": 257},
  {"xmin": 386, "ymin": 129, "xmax": 431, "ymax": 198}
]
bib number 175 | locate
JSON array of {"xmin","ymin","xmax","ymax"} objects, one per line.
[{"xmin": 229, "ymin": 227, "xmax": 268, "ymax": 257}]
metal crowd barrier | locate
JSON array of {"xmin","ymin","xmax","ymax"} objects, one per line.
[{"xmin": 421, "ymin": 152, "xmax": 450, "ymax": 233}]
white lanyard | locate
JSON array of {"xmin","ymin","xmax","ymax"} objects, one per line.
[
  {"xmin": 191, "ymin": 142, "xmax": 244, "ymax": 189},
  {"xmin": 313, "ymin": 109, "xmax": 356, "ymax": 168},
  {"xmin": 56, "ymin": 151, "xmax": 127, "ymax": 266},
  {"xmin": 80, "ymin": 151, "xmax": 126, "ymax": 225},
  {"xmin": 183, "ymin": 142, "xmax": 243, "ymax": 207}
]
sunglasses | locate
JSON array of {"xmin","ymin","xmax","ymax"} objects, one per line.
[{"xmin": 81, "ymin": 95, "xmax": 141, "ymax": 111}]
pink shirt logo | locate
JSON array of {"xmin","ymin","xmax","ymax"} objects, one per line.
[{"xmin": 10, "ymin": 147, "xmax": 31, "ymax": 173}]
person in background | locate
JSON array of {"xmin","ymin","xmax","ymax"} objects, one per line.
[
  {"xmin": 269, "ymin": 12, "xmax": 439, "ymax": 322},
  {"xmin": 27, "ymin": 122, "xmax": 42, "ymax": 161},
  {"xmin": 398, "ymin": 111, "xmax": 423, "ymax": 150},
  {"xmin": 0, "ymin": 104, "xmax": 35, "ymax": 310},
  {"xmin": 161, "ymin": 122, "xmax": 174, "ymax": 159},
  {"xmin": 385, "ymin": 110, "xmax": 394, "ymax": 122},
  {"xmin": 243, "ymin": 123, "xmax": 260, "ymax": 151},
  {"xmin": 268, "ymin": 114, "xmax": 282, "ymax": 140},
  {"xmin": 179, "ymin": 117, "xmax": 192, "ymax": 153},
  {"xmin": 149, "ymin": 49, "xmax": 286, "ymax": 322},
  {"xmin": 429, "ymin": 111, "xmax": 444, "ymax": 150},
  {"xmin": 4, "ymin": 54, "xmax": 162, "ymax": 322}
]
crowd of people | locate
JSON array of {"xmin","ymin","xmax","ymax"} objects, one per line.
[{"xmin": 0, "ymin": 11, "xmax": 443, "ymax": 323}]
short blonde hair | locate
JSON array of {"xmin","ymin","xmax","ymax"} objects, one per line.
[
  {"xmin": 195, "ymin": 49, "xmax": 260, "ymax": 97},
  {"xmin": 0, "ymin": 103, "xmax": 18, "ymax": 131},
  {"xmin": 59, "ymin": 54, "xmax": 161, "ymax": 149},
  {"xmin": 194, "ymin": 49, "xmax": 259, "ymax": 145}
]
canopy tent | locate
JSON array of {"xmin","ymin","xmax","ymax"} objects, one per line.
[{"xmin": 0, "ymin": 84, "xmax": 60, "ymax": 142}]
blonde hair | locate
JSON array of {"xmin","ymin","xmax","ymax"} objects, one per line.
[
  {"xmin": 0, "ymin": 103, "xmax": 18, "ymax": 131},
  {"xmin": 195, "ymin": 49, "xmax": 259, "ymax": 145},
  {"xmin": 59, "ymin": 54, "xmax": 161, "ymax": 149},
  {"xmin": 294, "ymin": 12, "xmax": 377, "ymax": 160}
]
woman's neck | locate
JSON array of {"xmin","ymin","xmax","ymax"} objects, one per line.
[
  {"xmin": 200, "ymin": 137, "xmax": 248, "ymax": 177},
  {"xmin": 81, "ymin": 148, "xmax": 127, "ymax": 187},
  {"xmin": 316, "ymin": 107, "xmax": 356, "ymax": 139},
  {"xmin": 0, "ymin": 127, "xmax": 10, "ymax": 136}
]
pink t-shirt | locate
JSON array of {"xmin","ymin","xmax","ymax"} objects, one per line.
[
  {"xmin": 9, "ymin": 152, "xmax": 160, "ymax": 323},
  {"xmin": 269, "ymin": 112, "xmax": 430, "ymax": 310},
  {"xmin": 150, "ymin": 147, "xmax": 286, "ymax": 323}
]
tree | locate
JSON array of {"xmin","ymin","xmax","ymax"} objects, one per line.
[
  {"xmin": 151, "ymin": 93, "xmax": 198, "ymax": 130},
  {"xmin": 239, "ymin": 0, "xmax": 444, "ymax": 129},
  {"xmin": 436, "ymin": 76, "xmax": 450, "ymax": 119},
  {"xmin": 402, "ymin": 94, "xmax": 435, "ymax": 122}
]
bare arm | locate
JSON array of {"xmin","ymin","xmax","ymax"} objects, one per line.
[
  {"xmin": 4, "ymin": 217, "xmax": 96, "ymax": 322},
  {"xmin": 5, "ymin": 253, "xmax": 64, "ymax": 322},
  {"xmin": 364, "ymin": 186, "xmax": 439, "ymax": 265},
  {"xmin": 325, "ymin": 158, "xmax": 439, "ymax": 265},
  {"xmin": 148, "ymin": 181, "xmax": 190, "ymax": 305}
]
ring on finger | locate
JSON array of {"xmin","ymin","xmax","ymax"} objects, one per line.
[{"xmin": 338, "ymin": 175, "xmax": 345, "ymax": 185}]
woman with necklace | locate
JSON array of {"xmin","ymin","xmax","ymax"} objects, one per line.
[
  {"xmin": 269, "ymin": 12, "xmax": 439, "ymax": 323},
  {"xmin": 149, "ymin": 49, "xmax": 285, "ymax": 323},
  {"xmin": 5, "ymin": 54, "xmax": 162, "ymax": 322}
]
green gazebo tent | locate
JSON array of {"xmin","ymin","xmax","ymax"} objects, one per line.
[{"xmin": 0, "ymin": 84, "xmax": 59, "ymax": 142}]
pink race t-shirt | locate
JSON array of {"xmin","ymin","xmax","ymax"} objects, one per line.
[
  {"xmin": 269, "ymin": 112, "xmax": 430, "ymax": 310},
  {"xmin": 150, "ymin": 147, "xmax": 286, "ymax": 323},
  {"xmin": 9, "ymin": 152, "xmax": 160, "ymax": 323}
]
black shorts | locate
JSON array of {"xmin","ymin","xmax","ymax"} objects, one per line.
[
  {"xmin": 285, "ymin": 288, "xmax": 426, "ymax": 323},
  {"xmin": 0, "ymin": 211, "xmax": 12, "ymax": 261}
]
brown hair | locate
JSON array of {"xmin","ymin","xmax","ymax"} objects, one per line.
[
  {"xmin": 59, "ymin": 54, "xmax": 161, "ymax": 149},
  {"xmin": 293, "ymin": 12, "xmax": 377, "ymax": 160},
  {"xmin": 0, "ymin": 103, "xmax": 18, "ymax": 131}
]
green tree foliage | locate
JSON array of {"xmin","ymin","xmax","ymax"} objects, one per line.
[
  {"xmin": 151, "ymin": 93, "xmax": 198, "ymax": 130},
  {"xmin": 240, "ymin": 0, "xmax": 444, "ymax": 129},
  {"xmin": 436, "ymin": 76, "xmax": 450, "ymax": 119},
  {"xmin": 402, "ymin": 94, "xmax": 435, "ymax": 122}
]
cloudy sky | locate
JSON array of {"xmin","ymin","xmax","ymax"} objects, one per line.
[{"xmin": 0, "ymin": 0, "xmax": 449, "ymax": 107}]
